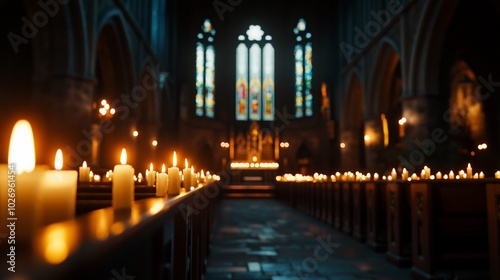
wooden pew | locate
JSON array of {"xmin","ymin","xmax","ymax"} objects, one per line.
[
  {"xmin": 365, "ymin": 181, "xmax": 387, "ymax": 251},
  {"xmin": 342, "ymin": 182, "xmax": 352, "ymax": 234},
  {"xmin": 352, "ymin": 182, "xmax": 366, "ymax": 242},
  {"xmin": 334, "ymin": 181, "xmax": 343, "ymax": 230},
  {"xmin": 410, "ymin": 181, "xmax": 489, "ymax": 279},
  {"xmin": 486, "ymin": 183, "xmax": 500, "ymax": 280},
  {"xmin": 386, "ymin": 181, "xmax": 412, "ymax": 267}
]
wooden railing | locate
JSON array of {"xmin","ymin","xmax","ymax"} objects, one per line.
[{"xmin": 0, "ymin": 181, "xmax": 221, "ymax": 280}]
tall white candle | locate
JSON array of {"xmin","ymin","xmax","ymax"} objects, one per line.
[
  {"xmin": 183, "ymin": 159, "xmax": 192, "ymax": 189},
  {"xmin": 146, "ymin": 162, "xmax": 156, "ymax": 186},
  {"xmin": 79, "ymin": 161, "xmax": 90, "ymax": 182},
  {"xmin": 167, "ymin": 152, "xmax": 180, "ymax": 195},
  {"xmin": 156, "ymin": 164, "xmax": 168, "ymax": 196},
  {"xmin": 7, "ymin": 120, "xmax": 49, "ymax": 241},
  {"xmin": 38, "ymin": 149, "xmax": 78, "ymax": 226},
  {"xmin": 112, "ymin": 149, "xmax": 135, "ymax": 209},
  {"xmin": 466, "ymin": 163, "xmax": 472, "ymax": 179}
]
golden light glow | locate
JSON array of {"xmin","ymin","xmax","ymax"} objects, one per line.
[
  {"xmin": 149, "ymin": 162, "xmax": 153, "ymax": 171},
  {"xmin": 381, "ymin": 114, "xmax": 389, "ymax": 147},
  {"xmin": 152, "ymin": 140, "xmax": 158, "ymax": 147},
  {"xmin": 120, "ymin": 148, "xmax": 127, "ymax": 165},
  {"xmin": 132, "ymin": 130, "xmax": 139, "ymax": 137},
  {"xmin": 82, "ymin": 161, "xmax": 87, "ymax": 168},
  {"xmin": 149, "ymin": 201, "xmax": 164, "ymax": 215},
  {"xmin": 55, "ymin": 149, "xmax": 63, "ymax": 171},
  {"xmin": 8, "ymin": 120, "xmax": 36, "ymax": 174},
  {"xmin": 43, "ymin": 226, "xmax": 69, "ymax": 264},
  {"xmin": 340, "ymin": 142, "xmax": 346, "ymax": 149},
  {"xmin": 162, "ymin": 164, "xmax": 166, "ymax": 173},
  {"xmin": 252, "ymin": 156, "xmax": 257, "ymax": 162},
  {"xmin": 185, "ymin": 159, "xmax": 188, "ymax": 169},
  {"xmin": 398, "ymin": 117, "xmax": 407, "ymax": 125},
  {"xmin": 101, "ymin": 99, "xmax": 107, "ymax": 106},
  {"xmin": 173, "ymin": 151, "xmax": 177, "ymax": 167}
]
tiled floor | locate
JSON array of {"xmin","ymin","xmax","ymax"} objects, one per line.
[{"xmin": 205, "ymin": 199, "xmax": 412, "ymax": 280}]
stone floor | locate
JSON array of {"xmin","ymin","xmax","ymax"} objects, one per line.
[{"xmin": 205, "ymin": 198, "xmax": 412, "ymax": 280}]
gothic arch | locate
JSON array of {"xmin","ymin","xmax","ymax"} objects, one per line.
[{"xmin": 409, "ymin": 0, "xmax": 460, "ymax": 97}]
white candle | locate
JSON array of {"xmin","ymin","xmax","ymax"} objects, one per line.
[
  {"xmin": 89, "ymin": 170, "xmax": 94, "ymax": 182},
  {"xmin": 479, "ymin": 171, "xmax": 484, "ymax": 179},
  {"xmin": 38, "ymin": 149, "xmax": 77, "ymax": 226},
  {"xmin": 6, "ymin": 120, "xmax": 49, "ymax": 241},
  {"xmin": 391, "ymin": 168, "xmax": 397, "ymax": 180},
  {"xmin": 436, "ymin": 171, "xmax": 442, "ymax": 180},
  {"xmin": 146, "ymin": 162, "xmax": 156, "ymax": 186},
  {"xmin": 167, "ymin": 152, "xmax": 180, "ymax": 195},
  {"xmin": 449, "ymin": 170, "xmax": 454, "ymax": 179},
  {"xmin": 112, "ymin": 149, "xmax": 135, "ymax": 209},
  {"xmin": 79, "ymin": 161, "xmax": 90, "ymax": 182},
  {"xmin": 424, "ymin": 166, "xmax": 430, "ymax": 180},
  {"xmin": 466, "ymin": 163, "xmax": 472, "ymax": 179},
  {"xmin": 191, "ymin": 166, "xmax": 196, "ymax": 187},
  {"xmin": 183, "ymin": 159, "xmax": 192, "ymax": 189},
  {"xmin": 156, "ymin": 164, "xmax": 168, "ymax": 196}
]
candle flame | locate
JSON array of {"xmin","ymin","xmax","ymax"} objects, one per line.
[
  {"xmin": 191, "ymin": 166, "xmax": 194, "ymax": 173},
  {"xmin": 173, "ymin": 151, "xmax": 177, "ymax": 167},
  {"xmin": 8, "ymin": 120, "xmax": 36, "ymax": 174},
  {"xmin": 150, "ymin": 162, "xmax": 153, "ymax": 171},
  {"xmin": 120, "ymin": 148, "xmax": 127, "ymax": 164},
  {"xmin": 162, "ymin": 164, "xmax": 166, "ymax": 173},
  {"xmin": 185, "ymin": 158, "xmax": 188, "ymax": 169},
  {"xmin": 82, "ymin": 161, "xmax": 87, "ymax": 168},
  {"xmin": 55, "ymin": 149, "xmax": 63, "ymax": 170}
]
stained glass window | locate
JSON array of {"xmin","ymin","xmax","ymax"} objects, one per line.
[
  {"xmin": 294, "ymin": 19, "xmax": 313, "ymax": 118},
  {"xmin": 235, "ymin": 25, "xmax": 274, "ymax": 121},
  {"xmin": 195, "ymin": 19, "xmax": 216, "ymax": 118}
]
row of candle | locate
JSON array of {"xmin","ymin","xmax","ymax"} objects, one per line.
[
  {"xmin": 277, "ymin": 163, "xmax": 500, "ymax": 183},
  {"xmin": 0, "ymin": 120, "xmax": 218, "ymax": 240}
]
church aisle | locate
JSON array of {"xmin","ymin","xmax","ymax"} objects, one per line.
[{"xmin": 205, "ymin": 199, "xmax": 411, "ymax": 280}]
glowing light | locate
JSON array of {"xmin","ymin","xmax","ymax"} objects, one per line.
[
  {"xmin": 43, "ymin": 226, "xmax": 69, "ymax": 264},
  {"xmin": 398, "ymin": 117, "xmax": 407, "ymax": 125},
  {"xmin": 54, "ymin": 149, "xmax": 63, "ymax": 171},
  {"xmin": 8, "ymin": 120, "xmax": 36, "ymax": 174},
  {"xmin": 340, "ymin": 143, "xmax": 346, "ymax": 149},
  {"xmin": 132, "ymin": 131, "xmax": 138, "ymax": 137},
  {"xmin": 82, "ymin": 161, "xmax": 87, "ymax": 168},
  {"xmin": 173, "ymin": 152, "xmax": 177, "ymax": 167},
  {"xmin": 152, "ymin": 140, "xmax": 158, "ymax": 147},
  {"xmin": 120, "ymin": 148, "xmax": 127, "ymax": 165},
  {"xmin": 101, "ymin": 99, "xmax": 107, "ymax": 106}
]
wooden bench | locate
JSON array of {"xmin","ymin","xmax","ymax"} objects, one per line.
[
  {"xmin": 334, "ymin": 181, "xmax": 343, "ymax": 230},
  {"xmin": 410, "ymin": 181, "xmax": 489, "ymax": 279},
  {"xmin": 386, "ymin": 181, "xmax": 412, "ymax": 267},
  {"xmin": 352, "ymin": 182, "xmax": 367, "ymax": 242},
  {"xmin": 342, "ymin": 182, "xmax": 352, "ymax": 234},
  {"xmin": 365, "ymin": 181, "xmax": 387, "ymax": 251}
]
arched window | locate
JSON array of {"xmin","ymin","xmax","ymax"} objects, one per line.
[
  {"xmin": 294, "ymin": 18, "xmax": 313, "ymax": 118},
  {"xmin": 236, "ymin": 25, "xmax": 275, "ymax": 121},
  {"xmin": 196, "ymin": 19, "xmax": 215, "ymax": 118}
]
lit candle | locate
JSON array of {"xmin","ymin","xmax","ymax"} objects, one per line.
[
  {"xmin": 373, "ymin": 173, "xmax": 379, "ymax": 181},
  {"xmin": 401, "ymin": 168, "xmax": 408, "ymax": 181},
  {"xmin": 191, "ymin": 166, "xmax": 196, "ymax": 187},
  {"xmin": 89, "ymin": 170, "xmax": 94, "ymax": 182},
  {"xmin": 436, "ymin": 171, "xmax": 442, "ymax": 180},
  {"xmin": 38, "ymin": 149, "xmax": 78, "ymax": 226},
  {"xmin": 473, "ymin": 173, "xmax": 479, "ymax": 179},
  {"xmin": 496, "ymin": 171, "xmax": 500, "ymax": 179},
  {"xmin": 449, "ymin": 170, "xmax": 454, "ymax": 179},
  {"xmin": 5, "ymin": 120, "xmax": 49, "ymax": 241},
  {"xmin": 137, "ymin": 173, "xmax": 143, "ymax": 183},
  {"xmin": 420, "ymin": 169, "xmax": 426, "ymax": 180},
  {"xmin": 466, "ymin": 163, "xmax": 472, "ymax": 179},
  {"xmin": 411, "ymin": 173, "xmax": 419, "ymax": 180},
  {"xmin": 424, "ymin": 166, "xmax": 430, "ymax": 180},
  {"xmin": 156, "ymin": 164, "xmax": 168, "ymax": 196},
  {"xmin": 167, "ymin": 152, "xmax": 180, "ymax": 195},
  {"xmin": 146, "ymin": 162, "xmax": 156, "ymax": 186},
  {"xmin": 112, "ymin": 148, "xmax": 135, "ymax": 209},
  {"xmin": 183, "ymin": 159, "xmax": 192, "ymax": 189},
  {"xmin": 479, "ymin": 171, "xmax": 484, "ymax": 179},
  {"xmin": 391, "ymin": 168, "xmax": 397, "ymax": 180},
  {"xmin": 79, "ymin": 161, "xmax": 90, "ymax": 182},
  {"xmin": 443, "ymin": 174, "xmax": 449, "ymax": 179}
]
